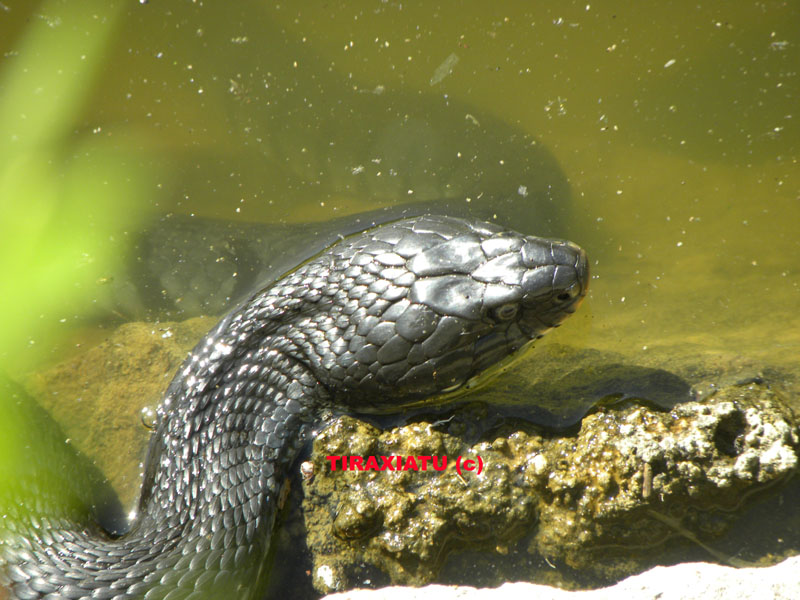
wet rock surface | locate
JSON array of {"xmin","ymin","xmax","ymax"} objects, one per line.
[
  {"xmin": 300, "ymin": 381, "xmax": 799, "ymax": 593},
  {"xmin": 24, "ymin": 318, "xmax": 216, "ymax": 508},
  {"xmin": 320, "ymin": 554, "xmax": 800, "ymax": 600}
]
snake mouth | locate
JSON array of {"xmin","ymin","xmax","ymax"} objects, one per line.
[
  {"xmin": 517, "ymin": 298, "xmax": 581, "ymax": 338},
  {"xmin": 462, "ymin": 337, "xmax": 537, "ymax": 391},
  {"xmin": 383, "ymin": 336, "xmax": 539, "ymax": 411},
  {"xmin": 518, "ymin": 245, "xmax": 589, "ymax": 336}
]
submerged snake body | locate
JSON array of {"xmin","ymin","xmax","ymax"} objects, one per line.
[{"xmin": 1, "ymin": 215, "xmax": 588, "ymax": 599}]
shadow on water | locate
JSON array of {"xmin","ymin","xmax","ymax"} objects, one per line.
[
  {"xmin": 116, "ymin": 4, "xmax": 574, "ymax": 229},
  {"xmin": 0, "ymin": 377, "xmax": 127, "ymax": 540},
  {"xmin": 83, "ymin": 3, "xmax": 578, "ymax": 323},
  {"xmin": 504, "ymin": 361, "xmax": 693, "ymax": 430},
  {"xmin": 354, "ymin": 346, "xmax": 695, "ymax": 433},
  {"xmin": 107, "ymin": 187, "xmax": 570, "ymax": 322}
]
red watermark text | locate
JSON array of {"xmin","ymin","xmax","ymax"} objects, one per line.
[{"xmin": 325, "ymin": 455, "xmax": 483, "ymax": 475}]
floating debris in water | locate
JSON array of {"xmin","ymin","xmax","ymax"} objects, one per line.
[{"xmin": 430, "ymin": 52, "xmax": 459, "ymax": 86}]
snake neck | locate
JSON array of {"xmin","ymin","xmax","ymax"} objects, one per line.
[
  {"xmin": 2, "ymin": 311, "xmax": 331, "ymax": 600},
  {"xmin": 142, "ymin": 331, "xmax": 327, "ymax": 521},
  {"xmin": 134, "ymin": 314, "xmax": 331, "ymax": 595}
]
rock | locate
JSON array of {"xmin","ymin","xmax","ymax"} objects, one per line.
[
  {"xmin": 321, "ymin": 554, "xmax": 800, "ymax": 600},
  {"xmin": 301, "ymin": 381, "xmax": 799, "ymax": 593}
]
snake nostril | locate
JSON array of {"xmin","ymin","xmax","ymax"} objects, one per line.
[{"xmin": 556, "ymin": 292, "xmax": 572, "ymax": 302}]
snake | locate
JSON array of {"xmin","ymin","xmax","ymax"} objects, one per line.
[{"xmin": 0, "ymin": 214, "xmax": 588, "ymax": 600}]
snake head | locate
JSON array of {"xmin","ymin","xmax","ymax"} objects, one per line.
[{"xmin": 278, "ymin": 214, "xmax": 588, "ymax": 409}]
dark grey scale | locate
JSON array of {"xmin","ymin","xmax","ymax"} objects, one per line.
[
  {"xmin": 393, "ymin": 232, "xmax": 445, "ymax": 258},
  {"xmin": 481, "ymin": 235, "xmax": 523, "ymax": 258},
  {"xmin": 381, "ymin": 267, "xmax": 407, "ymax": 281},
  {"xmin": 376, "ymin": 335, "xmax": 413, "ymax": 365},
  {"xmin": 347, "ymin": 333, "xmax": 366, "ymax": 354},
  {"xmin": 410, "ymin": 216, "xmax": 461, "ymax": 237},
  {"xmin": 339, "ymin": 297, "xmax": 360, "ymax": 316},
  {"xmin": 310, "ymin": 275, "xmax": 329, "ymax": 290},
  {"xmin": 411, "ymin": 276, "xmax": 486, "ymax": 320},
  {"xmin": 422, "ymin": 315, "xmax": 467, "ymax": 359},
  {"xmin": 393, "ymin": 271, "xmax": 416, "ymax": 287},
  {"xmin": 521, "ymin": 240, "xmax": 554, "ymax": 268},
  {"xmin": 329, "ymin": 365, "xmax": 348, "ymax": 383},
  {"xmin": 348, "ymin": 284, "xmax": 368, "ymax": 300},
  {"xmin": 553, "ymin": 265, "xmax": 579, "ymax": 291},
  {"xmin": 376, "ymin": 361, "xmax": 411, "ymax": 385},
  {"xmin": 359, "ymin": 291, "xmax": 380, "ymax": 309},
  {"xmin": 370, "ymin": 227, "xmax": 407, "ymax": 245},
  {"xmin": 375, "ymin": 252, "xmax": 406, "ymax": 267},
  {"xmin": 482, "ymin": 283, "xmax": 523, "ymax": 310},
  {"xmin": 406, "ymin": 234, "xmax": 485, "ymax": 277},
  {"xmin": 380, "ymin": 298, "xmax": 410, "ymax": 323},
  {"xmin": 471, "ymin": 253, "xmax": 524, "ymax": 285},
  {"xmin": 381, "ymin": 285, "xmax": 408, "ymax": 303},
  {"xmin": 355, "ymin": 272, "xmax": 376, "ymax": 286},
  {"xmin": 350, "ymin": 252, "xmax": 373, "ymax": 267},
  {"xmin": 360, "ymin": 240, "xmax": 394, "ymax": 255},
  {"xmin": 405, "ymin": 344, "xmax": 428, "ymax": 366},
  {"xmin": 363, "ymin": 261, "xmax": 384, "ymax": 276},
  {"xmin": 406, "ymin": 344, "xmax": 433, "ymax": 373},
  {"xmin": 0, "ymin": 214, "xmax": 587, "ymax": 600},
  {"xmin": 355, "ymin": 315, "xmax": 379, "ymax": 337},
  {"xmin": 324, "ymin": 325, "xmax": 340, "ymax": 344},
  {"xmin": 343, "ymin": 265, "xmax": 362, "ymax": 280},
  {"xmin": 366, "ymin": 298, "xmax": 391, "ymax": 316},
  {"xmin": 368, "ymin": 278, "xmax": 391, "ymax": 295},
  {"xmin": 326, "ymin": 270, "xmax": 344, "ymax": 285},
  {"xmin": 466, "ymin": 220, "xmax": 505, "ymax": 237},
  {"xmin": 395, "ymin": 303, "xmax": 438, "ymax": 342},
  {"xmin": 365, "ymin": 322, "xmax": 396, "ymax": 347},
  {"xmin": 330, "ymin": 338, "xmax": 349, "ymax": 356},
  {"xmin": 354, "ymin": 344, "xmax": 379, "ymax": 365},
  {"xmin": 522, "ymin": 267, "xmax": 556, "ymax": 298}
]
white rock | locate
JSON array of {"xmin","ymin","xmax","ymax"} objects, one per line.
[{"xmin": 322, "ymin": 555, "xmax": 800, "ymax": 600}]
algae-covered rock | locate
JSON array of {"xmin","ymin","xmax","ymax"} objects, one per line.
[
  {"xmin": 532, "ymin": 383, "xmax": 798, "ymax": 574},
  {"xmin": 24, "ymin": 318, "xmax": 215, "ymax": 507},
  {"xmin": 301, "ymin": 411, "xmax": 541, "ymax": 592},
  {"xmin": 302, "ymin": 382, "xmax": 799, "ymax": 592}
]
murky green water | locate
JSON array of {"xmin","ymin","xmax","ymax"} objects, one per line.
[
  {"xmin": 2, "ymin": 1, "xmax": 797, "ymax": 362},
  {"xmin": 1, "ymin": 0, "xmax": 798, "ymax": 596}
]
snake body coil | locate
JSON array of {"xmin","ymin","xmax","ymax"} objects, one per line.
[{"xmin": 0, "ymin": 215, "xmax": 588, "ymax": 599}]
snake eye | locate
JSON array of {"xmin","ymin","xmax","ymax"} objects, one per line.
[{"xmin": 490, "ymin": 303, "xmax": 519, "ymax": 322}]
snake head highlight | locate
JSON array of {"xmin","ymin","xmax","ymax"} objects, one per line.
[{"xmin": 272, "ymin": 215, "xmax": 588, "ymax": 408}]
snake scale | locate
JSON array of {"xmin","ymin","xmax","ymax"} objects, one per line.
[{"xmin": 0, "ymin": 214, "xmax": 588, "ymax": 599}]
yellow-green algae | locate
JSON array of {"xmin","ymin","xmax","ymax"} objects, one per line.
[{"xmin": 299, "ymin": 382, "xmax": 798, "ymax": 593}]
